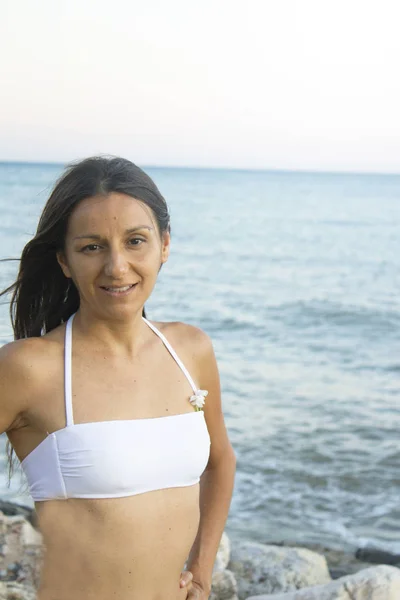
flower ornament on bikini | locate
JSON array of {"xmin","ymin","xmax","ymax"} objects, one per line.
[{"xmin": 189, "ymin": 389, "xmax": 208, "ymax": 411}]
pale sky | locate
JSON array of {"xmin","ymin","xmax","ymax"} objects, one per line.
[{"xmin": 2, "ymin": 0, "xmax": 400, "ymax": 172}]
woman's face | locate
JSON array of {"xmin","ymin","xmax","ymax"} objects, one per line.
[{"xmin": 57, "ymin": 192, "xmax": 170, "ymax": 319}]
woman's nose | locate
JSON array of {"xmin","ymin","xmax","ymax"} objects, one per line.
[{"xmin": 104, "ymin": 250, "xmax": 129, "ymax": 278}]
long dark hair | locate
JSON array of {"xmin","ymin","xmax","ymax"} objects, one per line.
[{"xmin": 2, "ymin": 155, "xmax": 171, "ymax": 477}]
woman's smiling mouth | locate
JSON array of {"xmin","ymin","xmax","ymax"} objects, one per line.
[{"xmin": 100, "ymin": 283, "xmax": 138, "ymax": 296}]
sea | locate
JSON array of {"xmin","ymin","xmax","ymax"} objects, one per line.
[{"xmin": 0, "ymin": 161, "xmax": 399, "ymax": 555}]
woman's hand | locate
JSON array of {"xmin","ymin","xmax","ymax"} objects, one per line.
[{"xmin": 179, "ymin": 570, "xmax": 210, "ymax": 599}]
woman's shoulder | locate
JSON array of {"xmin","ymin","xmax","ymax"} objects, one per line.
[
  {"xmin": 0, "ymin": 330, "xmax": 63, "ymax": 370},
  {"xmin": 151, "ymin": 319, "xmax": 214, "ymax": 366},
  {"xmin": 153, "ymin": 319, "xmax": 211, "ymax": 347},
  {"xmin": 0, "ymin": 334, "xmax": 64, "ymax": 431}
]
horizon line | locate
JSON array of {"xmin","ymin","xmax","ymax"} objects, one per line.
[{"xmin": 0, "ymin": 159, "xmax": 399, "ymax": 177}]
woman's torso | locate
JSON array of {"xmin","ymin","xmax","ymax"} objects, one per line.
[{"xmin": 6, "ymin": 316, "xmax": 209, "ymax": 600}]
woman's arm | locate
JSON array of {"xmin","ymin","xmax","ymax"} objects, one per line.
[
  {"xmin": 185, "ymin": 329, "xmax": 237, "ymax": 596},
  {"xmin": 0, "ymin": 341, "xmax": 31, "ymax": 435}
]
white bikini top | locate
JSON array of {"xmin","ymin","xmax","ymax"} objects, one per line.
[{"xmin": 20, "ymin": 314, "xmax": 211, "ymax": 502}]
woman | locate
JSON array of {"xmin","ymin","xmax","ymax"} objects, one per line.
[{"xmin": 0, "ymin": 156, "xmax": 236, "ymax": 599}]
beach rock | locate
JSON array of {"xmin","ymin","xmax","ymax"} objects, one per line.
[
  {"xmin": 8, "ymin": 519, "xmax": 41, "ymax": 549},
  {"xmin": 210, "ymin": 569, "xmax": 238, "ymax": 600},
  {"xmin": 355, "ymin": 547, "xmax": 400, "ymax": 567},
  {"xmin": 0, "ymin": 502, "xmax": 36, "ymax": 528},
  {"xmin": 0, "ymin": 581, "xmax": 37, "ymax": 599},
  {"xmin": 0, "ymin": 511, "xmax": 43, "ymax": 592},
  {"xmin": 245, "ymin": 564, "xmax": 400, "ymax": 600},
  {"xmin": 270, "ymin": 540, "xmax": 376, "ymax": 580},
  {"xmin": 228, "ymin": 541, "xmax": 331, "ymax": 599},
  {"xmin": 213, "ymin": 532, "xmax": 231, "ymax": 572}
]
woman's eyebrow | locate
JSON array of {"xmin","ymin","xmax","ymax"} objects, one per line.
[{"xmin": 73, "ymin": 226, "xmax": 153, "ymax": 240}]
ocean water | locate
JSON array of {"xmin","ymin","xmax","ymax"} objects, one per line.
[{"xmin": 0, "ymin": 162, "xmax": 399, "ymax": 555}]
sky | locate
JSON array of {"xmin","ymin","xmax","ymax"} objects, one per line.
[{"xmin": 1, "ymin": 0, "xmax": 400, "ymax": 172}]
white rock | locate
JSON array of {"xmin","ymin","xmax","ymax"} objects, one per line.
[
  {"xmin": 20, "ymin": 520, "xmax": 42, "ymax": 548},
  {"xmin": 0, "ymin": 581, "xmax": 37, "ymax": 600},
  {"xmin": 0, "ymin": 513, "xmax": 43, "ymax": 592},
  {"xmin": 228, "ymin": 541, "xmax": 331, "ymax": 599},
  {"xmin": 0, "ymin": 513, "xmax": 7, "ymax": 536},
  {"xmin": 210, "ymin": 569, "xmax": 239, "ymax": 600},
  {"xmin": 214, "ymin": 532, "xmax": 232, "ymax": 573},
  {"xmin": 245, "ymin": 564, "xmax": 400, "ymax": 600}
]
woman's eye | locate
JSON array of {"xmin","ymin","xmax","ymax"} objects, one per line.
[
  {"xmin": 82, "ymin": 244, "xmax": 101, "ymax": 252},
  {"xmin": 128, "ymin": 238, "xmax": 144, "ymax": 246}
]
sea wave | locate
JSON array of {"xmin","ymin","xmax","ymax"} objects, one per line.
[{"xmin": 267, "ymin": 300, "xmax": 400, "ymax": 334}]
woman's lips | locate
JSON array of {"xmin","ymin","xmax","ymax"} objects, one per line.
[{"xmin": 100, "ymin": 283, "xmax": 138, "ymax": 297}]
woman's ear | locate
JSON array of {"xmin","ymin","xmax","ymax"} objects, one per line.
[
  {"xmin": 160, "ymin": 231, "xmax": 171, "ymax": 265},
  {"xmin": 56, "ymin": 251, "xmax": 72, "ymax": 279}
]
